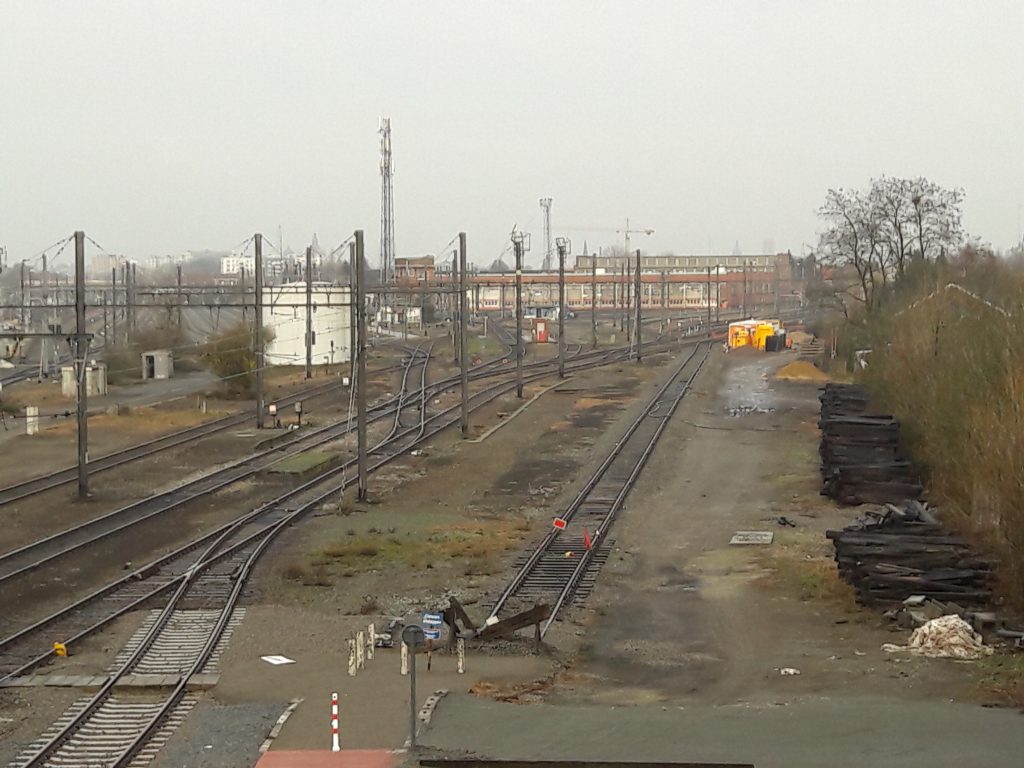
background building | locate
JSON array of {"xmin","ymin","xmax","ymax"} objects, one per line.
[{"xmin": 264, "ymin": 282, "xmax": 351, "ymax": 366}]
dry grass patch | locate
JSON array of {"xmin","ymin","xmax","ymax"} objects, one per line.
[
  {"xmin": 756, "ymin": 532, "xmax": 856, "ymax": 606},
  {"xmin": 975, "ymin": 653, "xmax": 1024, "ymax": 709}
]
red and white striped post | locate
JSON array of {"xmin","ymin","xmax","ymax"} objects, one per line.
[{"xmin": 331, "ymin": 692, "xmax": 341, "ymax": 752}]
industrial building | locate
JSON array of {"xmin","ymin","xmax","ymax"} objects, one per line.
[{"xmin": 264, "ymin": 281, "xmax": 352, "ymax": 367}]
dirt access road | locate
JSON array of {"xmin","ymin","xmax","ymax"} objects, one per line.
[{"xmin": 421, "ymin": 350, "xmax": 1024, "ymax": 767}]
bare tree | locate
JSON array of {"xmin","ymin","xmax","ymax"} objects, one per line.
[{"xmin": 816, "ymin": 176, "xmax": 964, "ymax": 315}]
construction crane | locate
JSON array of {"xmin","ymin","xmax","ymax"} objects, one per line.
[{"xmin": 561, "ymin": 219, "xmax": 655, "ymax": 260}]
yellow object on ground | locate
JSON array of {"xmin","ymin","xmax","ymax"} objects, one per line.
[
  {"xmin": 774, "ymin": 360, "xmax": 831, "ymax": 382},
  {"xmin": 53, "ymin": 642, "xmax": 68, "ymax": 657}
]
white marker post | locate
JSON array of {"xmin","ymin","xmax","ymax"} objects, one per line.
[
  {"xmin": 457, "ymin": 637, "xmax": 466, "ymax": 674},
  {"xmin": 401, "ymin": 639, "xmax": 409, "ymax": 675},
  {"xmin": 356, "ymin": 631, "xmax": 365, "ymax": 669},
  {"xmin": 367, "ymin": 623, "xmax": 375, "ymax": 660},
  {"xmin": 348, "ymin": 639, "xmax": 357, "ymax": 676},
  {"xmin": 25, "ymin": 406, "xmax": 39, "ymax": 436},
  {"xmin": 331, "ymin": 692, "xmax": 341, "ymax": 752}
]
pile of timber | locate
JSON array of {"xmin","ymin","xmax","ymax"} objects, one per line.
[
  {"xmin": 827, "ymin": 501, "xmax": 993, "ymax": 606},
  {"xmin": 819, "ymin": 383, "xmax": 923, "ymax": 505}
]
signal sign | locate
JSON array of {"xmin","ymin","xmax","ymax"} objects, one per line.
[{"xmin": 552, "ymin": 518, "xmax": 567, "ymax": 530}]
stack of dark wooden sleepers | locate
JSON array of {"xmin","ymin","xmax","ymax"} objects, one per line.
[
  {"xmin": 826, "ymin": 501, "xmax": 993, "ymax": 606},
  {"xmin": 819, "ymin": 383, "xmax": 923, "ymax": 505}
]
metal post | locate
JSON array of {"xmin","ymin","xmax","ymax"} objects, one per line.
[
  {"xmin": 743, "ymin": 262, "xmax": 748, "ymax": 317},
  {"xmin": 130, "ymin": 262, "xmax": 137, "ymax": 339},
  {"xmin": 74, "ymin": 231, "xmax": 88, "ymax": 498},
  {"xmin": 458, "ymin": 232, "xmax": 469, "ymax": 437},
  {"xmin": 176, "ymin": 265, "xmax": 183, "ymax": 329},
  {"xmin": 514, "ymin": 240, "xmax": 524, "ymax": 399},
  {"xmin": 619, "ymin": 263, "xmax": 625, "ymax": 331},
  {"xmin": 557, "ymin": 239, "xmax": 566, "ymax": 378},
  {"xmin": 355, "ymin": 231, "xmax": 368, "ymax": 501},
  {"xmin": 590, "ymin": 256, "xmax": 597, "ymax": 349},
  {"xmin": 111, "ymin": 267, "xmax": 118, "ymax": 345},
  {"xmin": 451, "ymin": 252, "xmax": 459, "ymax": 363},
  {"xmin": 634, "ymin": 249, "xmax": 642, "ymax": 362},
  {"xmin": 19, "ymin": 261, "xmax": 26, "ymax": 328},
  {"xmin": 254, "ymin": 234, "xmax": 265, "ymax": 429},
  {"xmin": 349, "ymin": 242, "xmax": 356, "ymax": 378},
  {"xmin": 716, "ymin": 267, "xmax": 721, "ymax": 324},
  {"xmin": 706, "ymin": 265, "xmax": 712, "ymax": 330},
  {"xmin": 102, "ymin": 295, "xmax": 108, "ymax": 350},
  {"xmin": 305, "ymin": 246, "xmax": 313, "ymax": 380}
]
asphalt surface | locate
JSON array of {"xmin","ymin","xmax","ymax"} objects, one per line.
[{"xmin": 419, "ymin": 692, "xmax": 1024, "ymax": 768}]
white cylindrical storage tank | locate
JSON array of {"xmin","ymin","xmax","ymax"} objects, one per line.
[{"xmin": 264, "ymin": 282, "xmax": 352, "ymax": 367}]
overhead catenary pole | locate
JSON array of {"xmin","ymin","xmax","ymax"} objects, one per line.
[
  {"xmin": 176, "ymin": 265, "xmax": 183, "ymax": 329},
  {"xmin": 634, "ymin": 249, "xmax": 642, "ymax": 362},
  {"xmin": 111, "ymin": 267, "xmax": 118, "ymax": 345},
  {"xmin": 458, "ymin": 232, "xmax": 469, "ymax": 437},
  {"xmin": 706, "ymin": 265, "xmax": 712, "ymax": 330},
  {"xmin": 451, "ymin": 252, "xmax": 459, "ymax": 363},
  {"xmin": 590, "ymin": 255, "xmax": 598, "ymax": 349},
  {"xmin": 254, "ymin": 234, "xmax": 265, "ymax": 429},
  {"xmin": 513, "ymin": 233, "xmax": 524, "ymax": 399},
  {"xmin": 355, "ymin": 230, "xmax": 368, "ymax": 501},
  {"xmin": 556, "ymin": 238, "xmax": 567, "ymax": 378},
  {"xmin": 74, "ymin": 231, "xmax": 89, "ymax": 499},
  {"xmin": 19, "ymin": 261, "xmax": 26, "ymax": 328},
  {"xmin": 130, "ymin": 262, "xmax": 137, "ymax": 339},
  {"xmin": 349, "ymin": 242, "xmax": 356, "ymax": 377},
  {"xmin": 305, "ymin": 246, "xmax": 313, "ymax": 380}
]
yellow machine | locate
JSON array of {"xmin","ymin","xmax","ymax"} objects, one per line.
[{"xmin": 728, "ymin": 319, "xmax": 784, "ymax": 351}]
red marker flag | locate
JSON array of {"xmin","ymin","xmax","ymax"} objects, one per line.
[{"xmin": 583, "ymin": 528, "xmax": 592, "ymax": 550}]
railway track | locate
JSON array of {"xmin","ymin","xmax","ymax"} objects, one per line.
[
  {"xmin": 0, "ymin": 316, "xmax": 735, "ymax": 601},
  {"xmin": 0, "ymin": 350, "xmax": 427, "ymax": 508},
  {"xmin": 1, "ymin": 358, "xmax": 592, "ymax": 768},
  {"xmin": 0, "ymin": 347, "xmax": 436, "ymax": 590},
  {"xmin": 487, "ymin": 342, "xmax": 712, "ymax": 636}
]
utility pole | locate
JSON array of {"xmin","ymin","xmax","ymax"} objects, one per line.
[
  {"xmin": 354, "ymin": 230, "xmax": 368, "ymax": 501},
  {"xmin": 254, "ymin": 234, "xmax": 265, "ymax": 429},
  {"xmin": 305, "ymin": 246, "xmax": 313, "ymax": 380},
  {"xmin": 130, "ymin": 262, "xmax": 137, "ymax": 341},
  {"xmin": 715, "ymin": 265, "xmax": 721, "ymax": 324},
  {"xmin": 556, "ymin": 237, "xmax": 568, "ymax": 378},
  {"xmin": 111, "ymin": 267, "xmax": 118, "ymax": 346},
  {"xmin": 176, "ymin": 265, "xmax": 184, "ymax": 330},
  {"xmin": 619, "ymin": 263, "xmax": 626, "ymax": 331},
  {"xmin": 742, "ymin": 262, "xmax": 748, "ymax": 317},
  {"xmin": 458, "ymin": 232, "xmax": 469, "ymax": 437},
  {"xmin": 19, "ymin": 261, "xmax": 26, "ymax": 328},
  {"xmin": 451, "ymin": 252, "xmax": 459, "ymax": 363},
  {"xmin": 590, "ymin": 255, "xmax": 598, "ymax": 349},
  {"xmin": 74, "ymin": 231, "xmax": 89, "ymax": 499},
  {"xmin": 706, "ymin": 266, "xmax": 712, "ymax": 330},
  {"xmin": 349, "ymin": 241, "xmax": 356, "ymax": 377},
  {"xmin": 511, "ymin": 230, "xmax": 527, "ymax": 399},
  {"xmin": 634, "ymin": 249, "xmax": 642, "ymax": 362}
]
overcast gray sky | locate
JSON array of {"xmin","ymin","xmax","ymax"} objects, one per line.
[{"xmin": 2, "ymin": 1, "xmax": 1022, "ymax": 269}]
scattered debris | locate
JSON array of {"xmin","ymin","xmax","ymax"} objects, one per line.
[
  {"xmin": 882, "ymin": 615, "xmax": 993, "ymax": 660},
  {"xmin": 775, "ymin": 516, "xmax": 797, "ymax": 528},
  {"xmin": 779, "ymin": 667, "xmax": 801, "ymax": 676},
  {"xmin": 730, "ymin": 531, "xmax": 774, "ymax": 545}
]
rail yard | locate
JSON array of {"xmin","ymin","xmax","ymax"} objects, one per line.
[{"xmin": 4, "ymin": 6, "xmax": 1024, "ymax": 767}]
